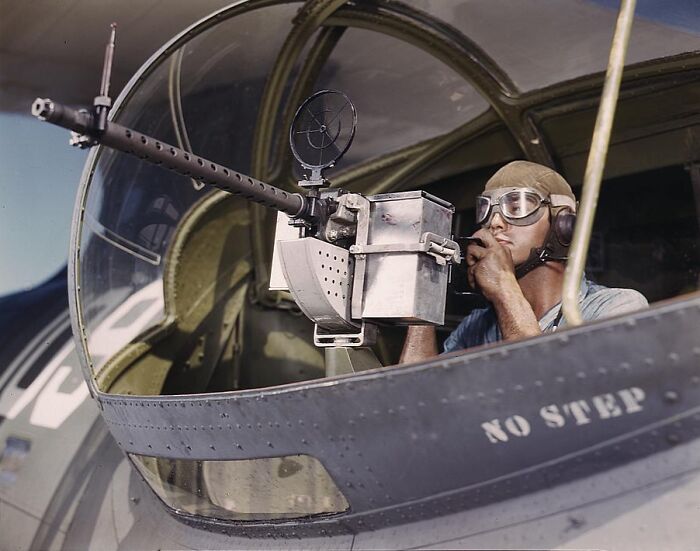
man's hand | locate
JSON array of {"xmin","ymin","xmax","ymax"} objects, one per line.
[
  {"xmin": 466, "ymin": 228, "xmax": 542, "ymax": 342},
  {"xmin": 465, "ymin": 229, "xmax": 518, "ymax": 302}
]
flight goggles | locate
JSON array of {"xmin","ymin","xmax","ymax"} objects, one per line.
[{"xmin": 476, "ymin": 187, "xmax": 575, "ymax": 227}]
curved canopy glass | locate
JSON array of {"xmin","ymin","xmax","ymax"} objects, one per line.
[
  {"xmin": 410, "ymin": 0, "xmax": 700, "ymax": 92},
  {"xmin": 75, "ymin": 0, "xmax": 492, "ymax": 380}
]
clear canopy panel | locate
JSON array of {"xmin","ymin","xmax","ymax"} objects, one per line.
[
  {"xmin": 316, "ymin": 27, "xmax": 488, "ymax": 170},
  {"xmin": 78, "ymin": 3, "xmax": 303, "ymax": 374},
  {"xmin": 75, "ymin": 1, "xmax": 492, "ymax": 378},
  {"xmin": 407, "ymin": 0, "xmax": 700, "ymax": 92}
]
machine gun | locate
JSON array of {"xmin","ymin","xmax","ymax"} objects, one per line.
[{"xmin": 32, "ymin": 26, "xmax": 460, "ymax": 374}]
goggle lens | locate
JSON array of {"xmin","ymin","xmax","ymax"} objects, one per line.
[
  {"xmin": 475, "ymin": 196, "xmax": 491, "ymax": 225},
  {"xmin": 500, "ymin": 190, "xmax": 541, "ymax": 219},
  {"xmin": 475, "ymin": 189, "xmax": 545, "ymax": 225}
]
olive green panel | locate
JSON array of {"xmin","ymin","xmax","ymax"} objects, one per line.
[
  {"xmin": 324, "ymin": 347, "xmax": 382, "ymax": 377},
  {"xmin": 559, "ymin": 126, "xmax": 700, "ymax": 189},
  {"xmin": 237, "ymin": 305, "xmax": 325, "ymax": 389},
  {"xmin": 98, "ymin": 191, "xmax": 253, "ymax": 395},
  {"xmin": 538, "ymin": 79, "xmax": 700, "ymax": 184},
  {"xmin": 415, "ymin": 126, "xmax": 522, "ymax": 209},
  {"xmin": 540, "ymin": 80, "xmax": 700, "ymax": 155},
  {"xmin": 328, "ymin": 112, "xmax": 516, "ymax": 198}
]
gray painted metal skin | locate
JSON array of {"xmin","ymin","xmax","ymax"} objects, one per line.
[
  {"xmin": 93, "ymin": 292, "xmax": 700, "ymax": 537},
  {"xmin": 4, "ymin": 288, "xmax": 699, "ymax": 550},
  {"xmin": 60, "ymin": 430, "xmax": 700, "ymax": 550}
]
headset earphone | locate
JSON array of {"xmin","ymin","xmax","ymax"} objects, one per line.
[{"xmin": 552, "ymin": 206, "xmax": 576, "ymax": 247}]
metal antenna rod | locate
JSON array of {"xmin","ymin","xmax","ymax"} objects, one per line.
[
  {"xmin": 95, "ymin": 23, "xmax": 117, "ymax": 133},
  {"xmin": 100, "ymin": 23, "xmax": 117, "ymax": 98},
  {"xmin": 561, "ymin": 0, "xmax": 636, "ymax": 326}
]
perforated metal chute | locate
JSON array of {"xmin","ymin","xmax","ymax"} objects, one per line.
[{"xmin": 278, "ymin": 238, "xmax": 356, "ymax": 333}]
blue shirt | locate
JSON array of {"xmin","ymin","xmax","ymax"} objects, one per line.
[{"xmin": 443, "ymin": 278, "xmax": 648, "ymax": 353}]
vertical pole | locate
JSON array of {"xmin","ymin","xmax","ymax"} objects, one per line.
[{"xmin": 562, "ymin": 0, "xmax": 637, "ymax": 326}]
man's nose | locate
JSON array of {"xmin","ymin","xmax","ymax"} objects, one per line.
[{"xmin": 488, "ymin": 211, "xmax": 508, "ymax": 231}]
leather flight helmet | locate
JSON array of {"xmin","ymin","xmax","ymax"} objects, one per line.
[{"xmin": 479, "ymin": 160, "xmax": 578, "ymax": 279}]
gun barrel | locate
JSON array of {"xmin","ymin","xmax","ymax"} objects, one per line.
[
  {"xmin": 32, "ymin": 98, "xmax": 94, "ymax": 134},
  {"xmin": 32, "ymin": 98, "xmax": 309, "ymax": 219}
]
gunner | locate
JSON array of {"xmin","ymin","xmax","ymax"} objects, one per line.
[{"xmin": 400, "ymin": 160, "xmax": 648, "ymax": 362}]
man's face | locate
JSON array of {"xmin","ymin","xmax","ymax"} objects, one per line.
[{"xmin": 485, "ymin": 207, "xmax": 550, "ymax": 265}]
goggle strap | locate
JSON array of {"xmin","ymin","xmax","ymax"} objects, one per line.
[{"xmin": 550, "ymin": 194, "xmax": 576, "ymax": 210}]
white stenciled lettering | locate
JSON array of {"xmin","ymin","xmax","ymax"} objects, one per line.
[
  {"xmin": 618, "ymin": 387, "xmax": 645, "ymax": 413},
  {"xmin": 539, "ymin": 404, "xmax": 565, "ymax": 428},
  {"xmin": 482, "ymin": 415, "xmax": 531, "ymax": 443},
  {"xmin": 592, "ymin": 393, "xmax": 623, "ymax": 419},
  {"xmin": 478, "ymin": 386, "xmax": 646, "ymax": 444},
  {"xmin": 562, "ymin": 400, "xmax": 592, "ymax": 425},
  {"xmin": 481, "ymin": 419, "xmax": 510, "ymax": 444},
  {"xmin": 504, "ymin": 415, "xmax": 531, "ymax": 437}
]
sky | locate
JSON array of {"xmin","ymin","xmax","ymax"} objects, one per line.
[
  {"xmin": 591, "ymin": 0, "xmax": 700, "ymax": 35},
  {"xmin": 0, "ymin": 113, "xmax": 87, "ymax": 295}
]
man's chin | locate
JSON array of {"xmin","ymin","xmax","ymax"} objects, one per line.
[{"xmin": 511, "ymin": 251, "xmax": 531, "ymax": 265}]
